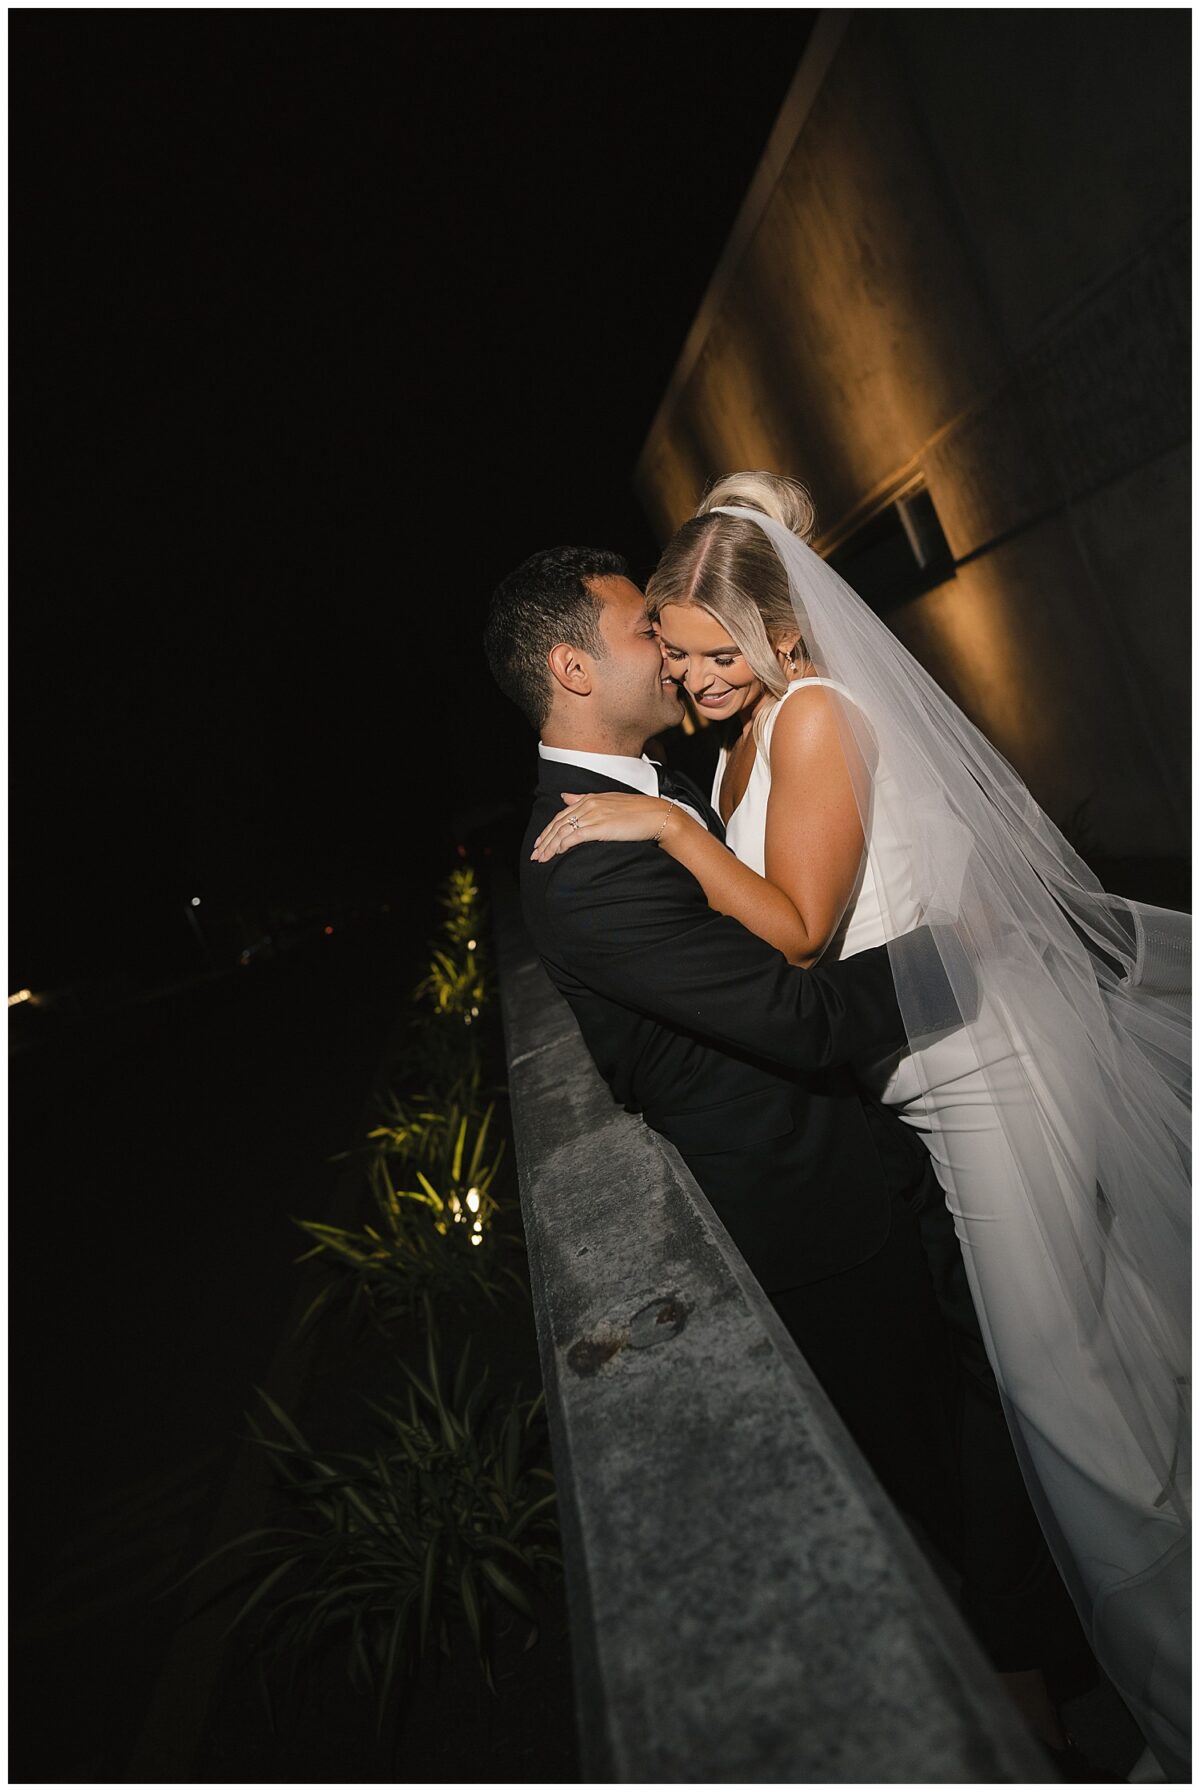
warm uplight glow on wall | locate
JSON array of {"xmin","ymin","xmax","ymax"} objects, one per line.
[
  {"xmin": 688, "ymin": 330, "xmax": 785, "ymax": 487},
  {"xmin": 888, "ymin": 566, "xmax": 1031, "ymax": 767},
  {"xmin": 885, "ymin": 549, "xmax": 1119, "ymax": 834}
]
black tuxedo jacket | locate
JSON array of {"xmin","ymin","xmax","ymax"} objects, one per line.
[{"xmin": 519, "ymin": 757, "xmax": 934, "ymax": 1293}]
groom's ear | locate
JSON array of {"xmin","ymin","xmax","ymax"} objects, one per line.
[{"xmin": 547, "ymin": 642, "xmax": 594, "ymax": 698}]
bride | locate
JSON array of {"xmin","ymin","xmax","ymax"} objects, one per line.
[{"xmin": 530, "ymin": 472, "xmax": 1191, "ymax": 1774}]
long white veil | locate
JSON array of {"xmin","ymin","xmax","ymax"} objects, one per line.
[{"xmin": 717, "ymin": 506, "xmax": 1191, "ymax": 1767}]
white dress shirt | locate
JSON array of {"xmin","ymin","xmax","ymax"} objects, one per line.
[{"xmin": 538, "ymin": 743, "xmax": 707, "ymax": 829}]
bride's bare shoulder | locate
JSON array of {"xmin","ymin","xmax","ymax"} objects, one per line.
[
  {"xmin": 767, "ymin": 681, "xmax": 876, "ymax": 778},
  {"xmin": 768, "ymin": 681, "xmax": 847, "ymax": 750}
]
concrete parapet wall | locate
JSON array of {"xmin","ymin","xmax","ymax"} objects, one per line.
[{"xmin": 494, "ymin": 885, "xmax": 1054, "ymax": 1783}]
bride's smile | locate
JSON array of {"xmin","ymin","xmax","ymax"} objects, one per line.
[{"xmin": 656, "ymin": 602, "xmax": 768, "ymax": 726}]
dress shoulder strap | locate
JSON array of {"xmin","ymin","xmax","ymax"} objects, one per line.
[{"xmin": 760, "ymin": 676, "xmax": 859, "ymax": 760}]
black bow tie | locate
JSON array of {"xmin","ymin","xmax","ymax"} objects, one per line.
[{"xmin": 653, "ymin": 764, "xmax": 726, "ymax": 841}]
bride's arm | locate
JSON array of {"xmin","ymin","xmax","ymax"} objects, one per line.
[
  {"xmin": 531, "ymin": 690, "xmax": 866, "ymax": 966},
  {"xmin": 761, "ymin": 686, "xmax": 869, "ymax": 962}
]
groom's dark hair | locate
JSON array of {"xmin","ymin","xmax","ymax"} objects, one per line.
[{"xmin": 484, "ymin": 545, "xmax": 631, "ymax": 730}]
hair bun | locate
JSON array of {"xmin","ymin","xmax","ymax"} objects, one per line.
[{"xmin": 696, "ymin": 471, "xmax": 816, "ymax": 542}]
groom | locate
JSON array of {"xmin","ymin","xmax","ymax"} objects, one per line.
[{"xmin": 485, "ymin": 544, "xmax": 1090, "ymax": 1725}]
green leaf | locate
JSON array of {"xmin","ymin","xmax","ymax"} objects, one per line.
[
  {"xmin": 525, "ymin": 1390, "xmax": 547, "ymax": 1428},
  {"xmin": 418, "ymin": 1531, "xmax": 440, "ymax": 1655},
  {"xmin": 221, "ymin": 1556, "xmax": 301, "ymax": 1638},
  {"xmin": 293, "ymin": 1285, "xmax": 333, "ymax": 1335},
  {"xmin": 412, "ymin": 1169, "xmax": 444, "ymax": 1212},
  {"xmin": 506, "ymin": 1491, "xmax": 558, "ymax": 1539},
  {"xmin": 451, "ymin": 1113, "xmax": 467, "ymax": 1184},
  {"xmin": 479, "ymin": 1556, "xmax": 535, "ymax": 1620},
  {"xmin": 467, "ymin": 1104, "xmax": 493, "ymax": 1182},
  {"xmin": 460, "ymin": 1562, "xmax": 484, "ymax": 1654},
  {"xmin": 254, "ymin": 1389, "xmax": 313, "ymax": 1454},
  {"xmin": 377, "ymin": 1590, "xmax": 416, "ymax": 1731},
  {"xmin": 452, "ymin": 1337, "xmax": 473, "ymax": 1410},
  {"xmin": 165, "ymin": 1526, "xmax": 310, "ymax": 1592}
]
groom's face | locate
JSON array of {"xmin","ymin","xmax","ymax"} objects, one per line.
[{"xmin": 588, "ymin": 575, "xmax": 683, "ymax": 739}]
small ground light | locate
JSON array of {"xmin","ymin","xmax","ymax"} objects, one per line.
[
  {"xmin": 470, "ymin": 1234, "xmax": 482, "ymax": 1246},
  {"xmin": 467, "ymin": 938, "xmax": 477, "ymax": 950},
  {"xmin": 324, "ymin": 925, "xmax": 334, "ymax": 935},
  {"xmin": 466, "ymin": 1188, "xmax": 480, "ymax": 1212},
  {"xmin": 8, "ymin": 989, "xmax": 33, "ymax": 1007},
  {"xmin": 191, "ymin": 897, "xmax": 201, "ymax": 906},
  {"xmin": 472, "ymin": 1219, "xmax": 482, "ymax": 1233}
]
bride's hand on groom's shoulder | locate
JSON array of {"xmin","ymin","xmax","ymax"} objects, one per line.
[{"xmin": 530, "ymin": 792, "xmax": 679, "ymax": 862}]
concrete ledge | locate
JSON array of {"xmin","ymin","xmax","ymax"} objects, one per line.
[{"xmin": 494, "ymin": 882, "xmax": 1056, "ymax": 1783}]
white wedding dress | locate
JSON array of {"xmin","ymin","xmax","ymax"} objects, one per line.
[{"xmin": 716, "ymin": 676, "xmax": 1190, "ymax": 1771}]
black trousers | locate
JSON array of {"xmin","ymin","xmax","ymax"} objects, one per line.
[{"xmin": 769, "ymin": 1177, "xmax": 1090, "ymax": 1677}]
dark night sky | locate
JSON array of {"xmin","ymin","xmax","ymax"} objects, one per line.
[{"xmin": 13, "ymin": 12, "xmax": 815, "ymax": 989}]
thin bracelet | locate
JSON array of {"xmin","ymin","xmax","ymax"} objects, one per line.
[{"xmin": 653, "ymin": 797, "xmax": 678, "ymax": 844}]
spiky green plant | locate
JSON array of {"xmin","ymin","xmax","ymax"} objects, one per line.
[
  {"xmin": 377, "ymin": 1099, "xmax": 506, "ymax": 1234},
  {"xmin": 296, "ymin": 1101, "xmax": 524, "ymax": 1334},
  {"xmin": 403, "ymin": 1015, "xmax": 488, "ymax": 1107},
  {"xmin": 190, "ymin": 1327, "xmax": 559, "ymax": 1721},
  {"xmin": 412, "ymin": 866, "xmax": 493, "ymax": 1023},
  {"xmin": 437, "ymin": 867, "xmax": 485, "ymax": 951},
  {"xmin": 364, "ymin": 1094, "xmax": 455, "ymax": 1163},
  {"xmin": 414, "ymin": 947, "xmax": 487, "ymax": 1019},
  {"xmin": 307, "ymin": 855, "xmax": 510, "ymax": 1337}
]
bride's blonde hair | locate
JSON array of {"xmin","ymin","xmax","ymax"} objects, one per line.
[{"xmin": 645, "ymin": 472, "xmax": 818, "ymax": 704}]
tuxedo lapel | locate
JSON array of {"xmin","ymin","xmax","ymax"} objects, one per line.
[{"xmin": 535, "ymin": 760, "xmax": 647, "ymax": 802}]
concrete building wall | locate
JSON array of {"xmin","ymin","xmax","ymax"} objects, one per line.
[{"xmin": 636, "ymin": 10, "xmax": 1190, "ymax": 855}]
